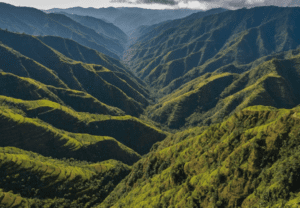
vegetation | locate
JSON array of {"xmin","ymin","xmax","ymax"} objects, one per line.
[
  {"xmin": 100, "ymin": 106, "xmax": 300, "ymax": 208},
  {"xmin": 126, "ymin": 6, "xmax": 300, "ymax": 94},
  {"xmin": 0, "ymin": 29, "xmax": 149, "ymax": 116},
  {"xmin": 1, "ymin": 4, "xmax": 300, "ymax": 208},
  {"xmin": 0, "ymin": 95, "xmax": 168, "ymax": 158},
  {"xmin": 0, "ymin": 147, "xmax": 131, "ymax": 207},
  {"xmin": 145, "ymin": 51, "xmax": 300, "ymax": 129}
]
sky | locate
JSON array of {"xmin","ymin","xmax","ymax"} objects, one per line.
[{"xmin": 1, "ymin": 0, "xmax": 300, "ymax": 10}]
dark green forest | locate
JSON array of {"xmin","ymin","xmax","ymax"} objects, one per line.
[{"xmin": 1, "ymin": 3, "xmax": 300, "ymax": 207}]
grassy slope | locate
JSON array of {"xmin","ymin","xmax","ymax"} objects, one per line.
[
  {"xmin": 0, "ymin": 30, "xmax": 148, "ymax": 116},
  {"xmin": 37, "ymin": 35, "xmax": 149, "ymax": 98},
  {"xmin": 100, "ymin": 105, "xmax": 300, "ymax": 208},
  {"xmin": 0, "ymin": 102, "xmax": 141, "ymax": 165},
  {"xmin": 0, "ymin": 95, "xmax": 168, "ymax": 156},
  {"xmin": 0, "ymin": 147, "xmax": 131, "ymax": 207},
  {"xmin": 0, "ymin": 72, "xmax": 125, "ymax": 116},
  {"xmin": 145, "ymin": 51, "xmax": 300, "ymax": 129}
]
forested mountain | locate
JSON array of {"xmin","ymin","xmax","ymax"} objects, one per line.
[{"xmin": 1, "ymin": 3, "xmax": 300, "ymax": 208}]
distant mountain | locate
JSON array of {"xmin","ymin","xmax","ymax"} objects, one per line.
[
  {"xmin": 58, "ymin": 13, "xmax": 128, "ymax": 45},
  {"xmin": 46, "ymin": 7, "xmax": 202, "ymax": 34},
  {"xmin": 0, "ymin": 3, "xmax": 124, "ymax": 59}
]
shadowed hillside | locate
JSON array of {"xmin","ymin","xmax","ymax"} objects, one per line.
[
  {"xmin": 0, "ymin": 95, "xmax": 168, "ymax": 156},
  {"xmin": 0, "ymin": 30, "xmax": 149, "ymax": 116},
  {"xmin": 46, "ymin": 7, "xmax": 202, "ymax": 34},
  {"xmin": 59, "ymin": 13, "xmax": 128, "ymax": 45},
  {"xmin": 0, "ymin": 100, "xmax": 141, "ymax": 165},
  {"xmin": 0, "ymin": 3, "xmax": 124, "ymax": 59},
  {"xmin": 0, "ymin": 72, "xmax": 127, "ymax": 116}
]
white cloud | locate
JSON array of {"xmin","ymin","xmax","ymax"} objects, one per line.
[
  {"xmin": 177, "ymin": 1, "xmax": 209, "ymax": 9},
  {"xmin": 1, "ymin": 0, "xmax": 300, "ymax": 10},
  {"xmin": 246, "ymin": 0, "xmax": 265, "ymax": 3}
]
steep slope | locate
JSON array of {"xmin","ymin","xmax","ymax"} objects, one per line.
[
  {"xmin": 0, "ymin": 95, "xmax": 168, "ymax": 156},
  {"xmin": 0, "ymin": 147, "xmax": 131, "ymax": 207},
  {"xmin": 36, "ymin": 35, "xmax": 149, "ymax": 99},
  {"xmin": 0, "ymin": 30, "xmax": 149, "ymax": 116},
  {"xmin": 126, "ymin": 6, "xmax": 300, "ymax": 92},
  {"xmin": 0, "ymin": 72, "xmax": 126, "ymax": 116},
  {"xmin": 100, "ymin": 106, "xmax": 300, "ymax": 208},
  {"xmin": 0, "ymin": 3, "xmax": 123, "ymax": 59},
  {"xmin": 0, "ymin": 100, "xmax": 141, "ymax": 165},
  {"xmin": 145, "ymin": 50, "xmax": 300, "ymax": 129}
]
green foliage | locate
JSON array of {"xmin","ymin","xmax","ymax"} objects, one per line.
[
  {"xmin": 2, "ymin": 5, "xmax": 300, "ymax": 208},
  {"xmin": 0, "ymin": 95, "xmax": 167, "ymax": 156},
  {"xmin": 0, "ymin": 147, "xmax": 131, "ymax": 208},
  {"xmin": 100, "ymin": 106, "xmax": 300, "ymax": 208},
  {"xmin": 145, "ymin": 52, "xmax": 300, "ymax": 129},
  {"xmin": 127, "ymin": 6, "xmax": 300, "ymax": 95},
  {"xmin": 0, "ymin": 29, "xmax": 149, "ymax": 116}
]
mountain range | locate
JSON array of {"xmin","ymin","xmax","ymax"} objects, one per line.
[
  {"xmin": 46, "ymin": 7, "xmax": 202, "ymax": 34},
  {"xmin": 1, "ymin": 3, "xmax": 300, "ymax": 207}
]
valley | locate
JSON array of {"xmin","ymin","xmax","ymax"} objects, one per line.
[{"xmin": 0, "ymin": 2, "xmax": 300, "ymax": 207}]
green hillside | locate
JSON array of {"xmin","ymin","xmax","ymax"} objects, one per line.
[
  {"xmin": 0, "ymin": 72, "xmax": 126, "ymax": 116},
  {"xmin": 0, "ymin": 29, "xmax": 149, "ymax": 116},
  {"xmin": 0, "ymin": 147, "xmax": 131, "ymax": 207},
  {"xmin": 145, "ymin": 50, "xmax": 300, "ymax": 129},
  {"xmin": 0, "ymin": 94, "xmax": 168, "ymax": 156},
  {"xmin": 0, "ymin": 100, "xmax": 141, "ymax": 165},
  {"xmin": 100, "ymin": 106, "xmax": 300, "ymax": 208}
]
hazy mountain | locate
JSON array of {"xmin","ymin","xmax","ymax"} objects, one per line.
[
  {"xmin": 58, "ymin": 13, "xmax": 128, "ymax": 45},
  {"xmin": 46, "ymin": 7, "xmax": 202, "ymax": 34},
  {"xmin": 0, "ymin": 3, "xmax": 124, "ymax": 59}
]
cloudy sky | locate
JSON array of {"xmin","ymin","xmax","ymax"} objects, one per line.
[{"xmin": 1, "ymin": 0, "xmax": 300, "ymax": 10}]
